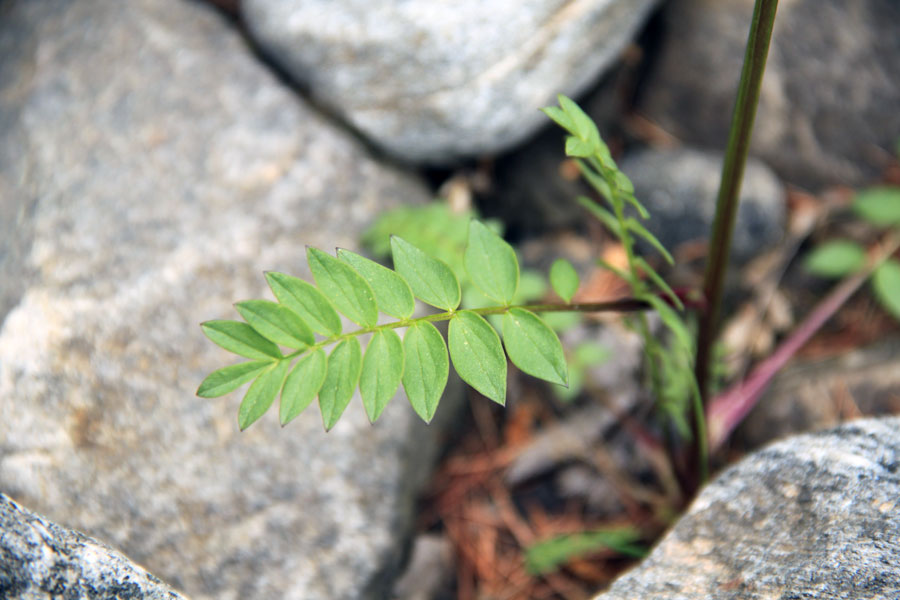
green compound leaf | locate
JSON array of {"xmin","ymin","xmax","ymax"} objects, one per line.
[
  {"xmin": 465, "ymin": 220, "xmax": 519, "ymax": 305},
  {"xmin": 318, "ymin": 338, "xmax": 363, "ymax": 431},
  {"xmin": 235, "ymin": 300, "xmax": 314, "ymax": 349},
  {"xmin": 279, "ymin": 348, "xmax": 327, "ymax": 426},
  {"xmin": 359, "ymin": 329, "xmax": 404, "ymax": 423},
  {"xmin": 853, "ymin": 187, "xmax": 900, "ymax": 227},
  {"xmin": 448, "ymin": 311, "xmax": 507, "ymax": 405},
  {"xmin": 402, "ymin": 322, "xmax": 449, "ymax": 423},
  {"xmin": 201, "ymin": 320, "xmax": 282, "ymax": 360},
  {"xmin": 307, "ymin": 247, "xmax": 378, "ymax": 327},
  {"xmin": 873, "ymin": 259, "xmax": 900, "ymax": 321},
  {"xmin": 265, "ymin": 271, "xmax": 342, "ymax": 336},
  {"xmin": 238, "ymin": 359, "xmax": 291, "ymax": 430},
  {"xmin": 804, "ymin": 240, "xmax": 866, "ymax": 278},
  {"xmin": 391, "ymin": 236, "xmax": 461, "ymax": 311},
  {"xmin": 549, "ymin": 258, "xmax": 579, "ymax": 303},
  {"xmin": 197, "ymin": 360, "xmax": 273, "ymax": 398},
  {"xmin": 501, "ymin": 308, "xmax": 568, "ymax": 386},
  {"xmin": 578, "ymin": 165, "xmax": 613, "ymax": 200},
  {"xmin": 337, "ymin": 249, "xmax": 415, "ymax": 319}
]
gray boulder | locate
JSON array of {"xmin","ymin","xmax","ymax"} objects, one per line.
[
  {"xmin": 242, "ymin": 0, "xmax": 660, "ymax": 164},
  {"xmin": 0, "ymin": 1, "xmax": 448, "ymax": 598},
  {"xmin": 637, "ymin": 0, "xmax": 900, "ymax": 189},
  {"xmin": 620, "ymin": 148, "xmax": 785, "ymax": 264},
  {"xmin": 0, "ymin": 494, "xmax": 187, "ymax": 600},
  {"xmin": 595, "ymin": 417, "xmax": 900, "ymax": 599}
]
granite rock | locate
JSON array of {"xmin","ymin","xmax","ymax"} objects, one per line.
[
  {"xmin": 637, "ymin": 0, "xmax": 900, "ymax": 189},
  {"xmin": 0, "ymin": 494, "xmax": 187, "ymax": 600},
  {"xmin": 242, "ymin": 0, "xmax": 660, "ymax": 164},
  {"xmin": 0, "ymin": 1, "xmax": 449, "ymax": 598},
  {"xmin": 595, "ymin": 417, "xmax": 900, "ymax": 599},
  {"xmin": 620, "ymin": 148, "xmax": 785, "ymax": 264}
]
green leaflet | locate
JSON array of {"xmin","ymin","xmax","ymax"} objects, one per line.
[
  {"xmin": 235, "ymin": 300, "xmax": 314, "ymax": 349},
  {"xmin": 307, "ymin": 247, "xmax": 378, "ymax": 327},
  {"xmin": 318, "ymin": 338, "xmax": 363, "ymax": 431},
  {"xmin": 337, "ymin": 249, "xmax": 415, "ymax": 319},
  {"xmin": 265, "ymin": 271, "xmax": 342, "ymax": 336},
  {"xmin": 402, "ymin": 322, "xmax": 449, "ymax": 423},
  {"xmin": 238, "ymin": 359, "xmax": 291, "ymax": 430},
  {"xmin": 804, "ymin": 240, "xmax": 866, "ymax": 278},
  {"xmin": 448, "ymin": 311, "xmax": 506, "ymax": 405},
  {"xmin": 873, "ymin": 259, "xmax": 900, "ymax": 321},
  {"xmin": 853, "ymin": 187, "xmax": 900, "ymax": 227},
  {"xmin": 359, "ymin": 330, "xmax": 404, "ymax": 422},
  {"xmin": 642, "ymin": 294, "xmax": 693, "ymax": 355},
  {"xmin": 201, "ymin": 320, "xmax": 282, "ymax": 360},
  {"xmin": 577, "ymin": 196, "xmax": 620, "ymax": 236},
  {"xmin": 549, "ymin": 258, "xmax": 579, "ymax": 303},
  {"xmin": 525, "ymin": 527, "xmax": 646, "ymax": 576},
  {"xmin": 464, "ymin": 220, "xmax": 519, "ymax": 305},
  {"xmin": 501, "ymin": 308, "xmax": 567, "ymax": 386},
  {"xmin": 557, "ymin": 94, "xmax": 601, "ymax": 149},
  {"xmin": 197, "ymin": 360, "xmax": 273, "ymax": 398},
  {"xmin": 635, "ymin": 257, "xmax": 683, "ymax": 310},
  {"xmin": 280, "ymin": 349, "xmax": 327, "ymax": 426},
  {"xmin": 626, "ymin": 218, "xmax": 674, "ymax": 265},
  {"xmin": 391, "ymin": 236, "xmax": 461, "ymax": 311}
]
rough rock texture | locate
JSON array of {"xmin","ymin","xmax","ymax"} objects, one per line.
[
  {"xmin": 638, "ymin": 0, "xmax": 900, "ymax": 189},
  {"xmin": 0, "ymin": 1, "xmax": 448, "ymax": 598},
  {"xmin": 736, "ymin": 337, "xmax": 900, "ymax": 450},
  {"xmin": 242, "ymin": 0, "xmax": 660, "ymax": 164},
  {"xmin": 0, "ymin": 494, "xmax": 187, "ymax": 600},
  {"xmin": 620, "ymin": 148, "xmax": 785, "ymax": 263},
  {"xmin": 595, "ymin": 417, "xmax": 900, "ymax": 599}
]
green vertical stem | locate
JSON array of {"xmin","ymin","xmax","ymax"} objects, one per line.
[{"xmin": 694, "ymin": 0, "xmax": 779, "ymax": 404}]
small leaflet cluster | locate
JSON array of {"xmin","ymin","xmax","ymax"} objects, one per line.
[
  {"xmin": 804, "ymin": 185, "xmax": 900, "ymax": 322},
  {"xmin": 199, "ymin": 221, "xmax": 569, "ymax": 431}
]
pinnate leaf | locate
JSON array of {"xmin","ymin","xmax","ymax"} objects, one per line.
[
  {"xmin": 235, "ymin": 300, "xmax": 314, "ymax": 349},
  {"xmin": 391, "ymin": 236, "xmax": 461, "ymax": 311},
  {"xmin": 337, "ymin": 249, "xmax": 415, "ymax": 319},
  {"xmin": 265, "ymin": 271, "xmax": 342, "ymax": 336},
  {"xmin": 465, "ymin": 220, "xmax": 519, "ymax": 305},
  {"xmin": 448, "ymin": 311, "xmax": 506, "ymax": 405},
  {"xmin": 197, "ymin": 360, "xmax": 273, "ymax": 398},
  {"xmin": 549, "ymin": 259, "xmax": 579, "ymax": 303},
  {"xmin": 280, "ymin": 349, "xmax": 327, "ymax": 426},
  {"xmin": 359, "ymin": 330, "xmax": 404, "ymax": 422},
  {"xmin": 502, "ymin": 308, "xmax": 567, "ymax": 386},
  {"xmin": 557, "ymin": 95, "xmax": 600, "ymax": 148},
  {"xmin": 201, "ymin": 320, "xmax": 282, "ymax": 360},
  {"xmin": 872, "ymin": 259, "xmax": 900, "ymax": 321},
  {"xmin": 318, "ymin": 338, "xmax": 363, "ymax": 431},
  {"xmin": 804, "ymin": 240, "xmax": 866, "ymax": 278},
  {"xmin": 402, "ymin": 322, "xmax": 448, "ymax": 423},
  {"xmin": 307, "ymin": 247, "xmax": 378, "ymax": 327},
  {"xmin": 853, "ymin": 187, "xmax": 900, "ymax": 227},
  {"xmin": 238, "ymin": 359, "xmax": 291, "ymax": 430}
]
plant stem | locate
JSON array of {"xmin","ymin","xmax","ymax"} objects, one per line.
[
  {"xmin": 285, "ymin": 298, "xmax": 652, "ymax": 359},
  {"xmin": 694, "ymin": 0, "xmax": 779, "ymax": 404}
]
